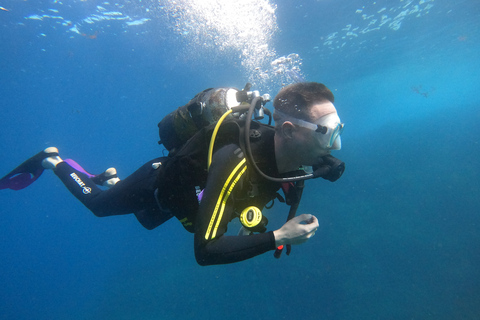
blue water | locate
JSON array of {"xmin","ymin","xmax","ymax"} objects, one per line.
[{"xmin": 1, "ymin": 0, "xmax": 479, "ymax": 319}]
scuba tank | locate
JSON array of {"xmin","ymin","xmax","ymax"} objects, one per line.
[{"xmin": 158, "ymin": 87, "xmax": 241, "ymax": 154}]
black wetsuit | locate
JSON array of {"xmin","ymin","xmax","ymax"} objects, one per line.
[
  {"xmin": 53, "ymin": 121, "xmax": 286, "ymax": 265},
  {"xmin": 54, "ymin": 156, "xmax": 173, "ymax": 229}
]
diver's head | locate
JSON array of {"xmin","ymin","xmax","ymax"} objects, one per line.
[
  {"xmin": 273, "ymin": 82, "xmax": 335, "ymax": 120},
  {"xmin": 273, "ymin": 82, "xmax": 344, "ymax": 170}
]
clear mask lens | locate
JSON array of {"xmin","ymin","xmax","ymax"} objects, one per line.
[
  {"xmin": 325, "ymin": 123, "xmax": 344, "ymax": 148},
  {"xmin": 313, "ymin": 114, "xmax": 344, "ymax": 149}
]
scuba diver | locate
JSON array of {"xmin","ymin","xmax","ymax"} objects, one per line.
[{"xmin": 0, "ymin": 82, "xmax": 345, "ymax": 266}]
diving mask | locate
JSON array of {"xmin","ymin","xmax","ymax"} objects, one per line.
[{"xmin": 275, "ymin": 110, "xmax": 344, "ymax": 150}]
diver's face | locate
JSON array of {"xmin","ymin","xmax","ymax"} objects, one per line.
[{"xmin": 294, "ymin": 102, "xmax": 343, "ymax": 165}]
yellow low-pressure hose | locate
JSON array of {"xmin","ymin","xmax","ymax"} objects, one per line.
[{"xmin": 207, "ymin": 109, "xmax": 233, "ymax": 170}]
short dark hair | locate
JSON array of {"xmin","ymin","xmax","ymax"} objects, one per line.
[{"xmin": 273, "ymin": 82, "xmax": 334, "ymax": 121}]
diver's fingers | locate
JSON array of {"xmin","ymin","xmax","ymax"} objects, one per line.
[{"xmin": 305, "ymin": 229, "xmax": 317, "ymax": 239}]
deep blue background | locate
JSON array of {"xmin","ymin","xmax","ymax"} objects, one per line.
[{"xmin": 1, "ymin": 0, "xmax": 479, "ymax": 319}]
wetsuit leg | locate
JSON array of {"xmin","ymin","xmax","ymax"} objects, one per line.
[{"xmin": 53, "ymin": 157, "xmax": 172, "ymax": 229}]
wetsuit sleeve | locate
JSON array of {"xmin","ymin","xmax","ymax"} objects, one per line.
[{"xmin": 194, "ymin": 144, "xmax": 277, "ymax": 266}]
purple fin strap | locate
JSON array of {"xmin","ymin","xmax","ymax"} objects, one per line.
[{"xmin": 64, "ymin": 159, "xmax": 95, "ymax": 178}]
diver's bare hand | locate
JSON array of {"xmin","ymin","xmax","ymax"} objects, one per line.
[{"xmin": 273, "ymin": 214, "xmax": 319, "ymax": 247}]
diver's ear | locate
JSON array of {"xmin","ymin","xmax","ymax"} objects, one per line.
[{"xmin": 281, "ymin": 121, "xmax": 295, "ymax": 139}]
